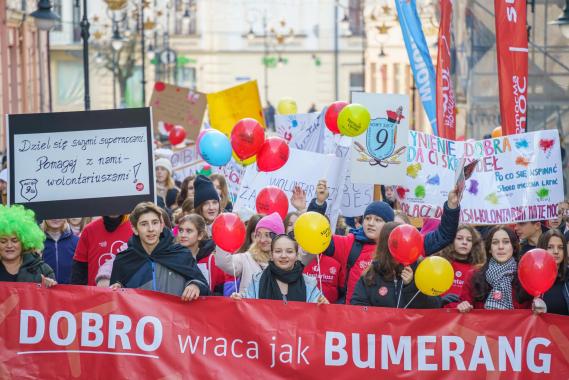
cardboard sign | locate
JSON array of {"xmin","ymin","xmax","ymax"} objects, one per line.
[
  {"xmin": 7, "ymin": 108, "xmax": 155, "ymax": 220},
  {"xmin": 400, "ymin": 130, "xmax": 564, "ymax": 224},
  {"xmin": 149, "ymin": 82, "xmax": 206, "ymax": 142},
  {"xmin": 275, "ymin": 111, "xmax": 336, "ymax": 154},
  {"xmin": 207, "ymin": 80, "xmax": 265, "ymax": 136},
  {"xmin": 349, "ymin": 93, "xmax": 410, "ymax": 185},
  {"xmin": 233, "ymin": 149, "xmax": 343, "ymax": 223}
]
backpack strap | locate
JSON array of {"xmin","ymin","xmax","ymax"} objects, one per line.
[{"xmin": 343, "ymin": 240, "xmax": 364, "ymax": 292}]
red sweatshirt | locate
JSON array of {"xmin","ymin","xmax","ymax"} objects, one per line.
[
  {"xmin": 303, "ymin": 255, "xmax": 345, "ymax": 303},
  {"xmin": 442, "ymin": 260, "xmax": 476, "ymax": 308}
]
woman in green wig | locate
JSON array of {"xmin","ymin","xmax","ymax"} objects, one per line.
[{"xmin": 0, "ymin": 205, "xmax": 56, "ymax": 285}]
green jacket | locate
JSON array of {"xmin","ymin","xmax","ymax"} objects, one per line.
[{"xmin": 12, "ymin": 252, "xmax": 55, "ymax": 283}]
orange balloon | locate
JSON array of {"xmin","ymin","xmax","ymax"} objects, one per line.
[{"xmin": 491, "ymin": 126, "xmax": 502, "ymax": 138}]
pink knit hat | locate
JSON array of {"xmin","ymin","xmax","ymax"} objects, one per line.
[{"xmin": 255, "ymin": 212, "xmax": 285, "ymax": 235}]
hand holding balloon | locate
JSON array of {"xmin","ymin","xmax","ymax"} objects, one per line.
[{"xmin": 400, "ymin": 266, "xmax": 413, "ymax": 285}]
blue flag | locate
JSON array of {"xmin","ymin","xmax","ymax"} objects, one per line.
[{"xmin": 395, "ymin": 0, "xmax": 438, "ymax": 136}]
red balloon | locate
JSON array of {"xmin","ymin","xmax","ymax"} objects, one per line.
[
  {"xmin": 518, "ymin": 248, "xmax": 557, "ymax": 297},
  {"xmin": 212, "ymin": 213, "xmax": 246, "ymax": 253},
  {"xmin": 164, "ymin": 122, "xmax": 175, "ymax": 133},
  {"xmin": 256, "ymin": 186, "xmax": 289, "ymax": 220},
  {"xmin": 388, "ymin": 224, "xmax": 424, "ymax": 266},
  {"xmin": 231, "ymin": 118, "xmax": 265, "ymax": 160},
  {"xmin": 257, "ymin": 137, "xmax": 290, "ymax": 172},
  {"xmin": 169, "ymin": 125, "xmax": 186, "ymax": 145},
  {"xmin": 324, "ymin": 101, "xmax": 348, "ymax": 134}
]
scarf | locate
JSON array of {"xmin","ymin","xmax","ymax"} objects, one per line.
[
  {"xmin": 103, "ymin": 215, "xmax": 125, "ymax": 232},
  {"xmin": 484, "ymin": 257, "xmax": 517, "ymax": 310},
  {"xmin": 110, "ymin": 228, "xmax": 208, "ymax": 288},
  {"xmin": 258, "ymin": 261, "xmax": 306, "ymax": 302}
]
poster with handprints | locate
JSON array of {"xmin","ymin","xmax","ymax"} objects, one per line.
[
  {"xmin": 399, "ymin": 129, "xmax": 564, "ymax": 224},
  {"xmin": 349, "ymin": 92, "xmax": 410, "ymax": 185},
  {"xmin": 7, "ymin": 108, "xmax": 155, "ymax": 220},
  {"xmin": 149, "ymin": 81, "xmax": 206, "ymax": 142}
]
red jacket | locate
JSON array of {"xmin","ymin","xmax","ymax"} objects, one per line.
[
  {"xmin": 196, "ymin": 254, "xmax": 225, "ymax": 294},
  {"xmin": 303, "ymin": 255, "xmax": 345, "ymax": 303},
  {"xmin": 327, "ymin": 234, "xmax": 376, "ymax": 305},
  {"xmin": 460, "ymin": 269, "xmax": 531, "ymax": 310},
  {"xmin": 442, "ymin": 260, "xmax": 476, "ymax": 309}
]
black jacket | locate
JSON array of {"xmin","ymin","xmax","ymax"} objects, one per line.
[
  {"xmin": 350, "ymin": 263, "xmax": 442, "ymax": 309},
  {"xmin": 110, "ymin": 228, "xmax": 209, "ymax": 296},
  {"xmin": 1, "ymin": 252, "xmax": 56, "ymax": 283}
]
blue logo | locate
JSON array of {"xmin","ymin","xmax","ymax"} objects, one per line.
[{"xmin": 366, "ymin": 118, "xmax": 398, "ymax": 161}]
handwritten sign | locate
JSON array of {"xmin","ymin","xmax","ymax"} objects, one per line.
[
  {"xmin": 233, "ymin": 149, "xmax": 343, "ymax": 223},
  {"xmin": 400, "ymin": 129, "xmax": 564, "ymax": 224},
  {"xmin": 7, "ymin": 109, "xmax": 155, "ymax": 220},
  {"xmin": 275, "ymin": 111, "xmax": 337, "ymax": 154},
  {"xmin": 350, "ymin": 93, "xmax": 410, "ymax": 185},
  {"xmin": 149, "ymin": 82, "xmax": 206, "ymax": 142}
]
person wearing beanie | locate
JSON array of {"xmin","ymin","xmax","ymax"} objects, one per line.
[
  {"xmin": 306, "ymin": 184, "xmax": 461, "ymax": 304},
  {"xmin": 193, "ymin": 175, "xmax": 221, "ymax": 230},
  {"xmin": 155, "ymin": 158, "xmax": 179, "ymax": 209},
  {"xmin": 215, "ymin": 212, "xmax": 286, "ymax": 294}
]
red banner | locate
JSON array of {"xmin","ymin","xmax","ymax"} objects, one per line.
[
  {"xmin": 436, "ymin": 0, "xmax": 456, "ymax": 140},
  {"xmin": 494, "ymin": 0, "xmax": 528, "ymax": 135},
  {"xmin": 1, "ymin": 283, "xmax": 569, "ymax": 379}
]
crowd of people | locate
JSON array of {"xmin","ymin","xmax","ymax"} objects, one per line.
[{"xmin": 0, "ymin": 155, "xmax": 568, "ymax": 317}]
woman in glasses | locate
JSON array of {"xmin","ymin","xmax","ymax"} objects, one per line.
[
  {"xmin": 215, "ymin": 212, "xmax": 285, "ymax": 294},
  {"xmin": 232, "ymin": 233, "xmax": 328, "ymax": 304}
]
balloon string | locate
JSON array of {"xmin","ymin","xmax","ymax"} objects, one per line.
[
  {"xmin": 231, "ymin": 259, "xmax": 238, "ymax": 295},
  {"xmin": 403, "ymin": 291, "xmax": 420, "ymax": 309},
  {"xmin": 396, "ymin": 278, "xmax": 404, "ymax": 309},
  {"xmin": 316, "ymin": 254, "xmax": 324, "ymax": 296}
]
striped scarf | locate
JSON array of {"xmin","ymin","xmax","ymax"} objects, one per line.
[{"xmin": 484, "ymin": 257, "xmax": 517, "ymax": 310}]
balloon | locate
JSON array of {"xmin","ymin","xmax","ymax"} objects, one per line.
[
  {"xmin": 518, "ymin": 248, "xmax": 558, "ymax": 297},
  {"xmin": 414, "ymin": 256, "xmax": 454, "ymax": 296},
  {"xmin": 491, "ymin": 126, "xmax": 502, "ymax": 138},
  {"xmin": 388, "ymin": 224, "xmax": 424, "ymax": 266},
  {"xmin": 164, "ymin": 122, "xmax": 175, "ymax": 133},
  {"xmin": 199, "ymin": 130, "xmax": 232, "ymax": 166},
  {"xmin": 231, "ymin": 118, "xmax": 265, "ymax": 160},
  {"xmin": 337, "ymin": 103, "xmax": 371, "ymax": 137},
  {"xmin": 277, "ymin": 97, "xmax": 298, "ymax": 115},
  {"xmin": 324, "ymin": 101, "xmax": 348, "ymax": 134},
  {"xmin": 257, "ymin": 137, "xmax": 290, "ymax": 172},
  {"xmin": 232, "ymin": 151, "xmax": 257, "ymax": 166},
  {"xmin": 293, "ymin": 212, "xmax": 332, "ymax": 254},
  {"xmin": 212, "ymin": 213, "xmax": 246, "ymax": 253},
  {"xmin": 168, "ymin": 125, "xmax": 186, "ymax": 145},
  {"xmin": 256, "ymin": 186, "xmax": 289, "ymax": 220}
]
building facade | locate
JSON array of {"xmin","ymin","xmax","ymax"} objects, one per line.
[{"xmin": 0, "ymin": 0, "xmax": 50, "ymax": 149}]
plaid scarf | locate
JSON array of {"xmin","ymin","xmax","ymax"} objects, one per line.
[{"xmin": 484, "ymin": 257, "xmax": 517, "ymax": 310}]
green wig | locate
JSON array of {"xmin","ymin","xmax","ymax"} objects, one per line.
[{"xmin": 0, "ymin": 205, "xmax": 45, "ymax": 252}]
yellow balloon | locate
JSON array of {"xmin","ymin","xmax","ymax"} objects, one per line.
[
  {"xmin": 232, "ymin": 151, "xmax": 256, "ymax": 166},
  {"xmin": 414, "ymin": 256, "xmax": 454, "ymax": 296},
  {"xmin": 293, "ymin": 212, "xmax": 332, "ymax": 254},
  {"xmin": 277, "ymin": 97, "xmax": 298, "ymax": 115},
  {"xmin": 337, "ymin": 103, "xmax": 371, "ymax": 137},
  {"xmin": 491, "ymin": 126, "xmax": 502, "ymax": 138}
]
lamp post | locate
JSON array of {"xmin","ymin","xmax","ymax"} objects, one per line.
[
  {"xmin": 549, "ymin": 0, "xmax": 569, "ymax": 39},
  {"xmin": 30, "ymin": 0, "xmax": 60, "ymax": 113},
  {"xmin": 75, "ymin": 0, "xmax": 91, "ymax": 110}
]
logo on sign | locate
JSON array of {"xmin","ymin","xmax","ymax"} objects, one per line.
[
  {"xmin": 354, "ymin": 107, "xmax": 406, "ymax": 168},
  {"xmin": 19, "ymin": 179, "xmax": 39, "ymax": 201}
]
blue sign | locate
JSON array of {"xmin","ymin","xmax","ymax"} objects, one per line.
[{"xmin": 366, "ymin": 118, "xmax": 397, "ymax": 161}]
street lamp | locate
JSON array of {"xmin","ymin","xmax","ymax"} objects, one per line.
[
  {"xmin": 76, "ymin": 0, "xmax": 91, "ymax": 110},
  {"xmin": 549, "ymin": 0, "xmax": 569, "ymax": 40},
  {"xmin": 30, "ymin": 0, "xmax": 60, "ymax": 31},
  {"xmin": 111, "ymin": 25, "xmax": 124, "ymax": 51}
]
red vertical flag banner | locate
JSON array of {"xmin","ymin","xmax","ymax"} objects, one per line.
[
  {"xmin": 436, "ymin": 0, "xmax": 456, "ymax": 140},
  {"xmin": 494, "ymin": 0, "xmax": 528, "ymax": 135}
]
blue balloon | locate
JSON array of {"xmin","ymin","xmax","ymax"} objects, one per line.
[{"xmin": 199, "ymin": 130, "xmax": 232, "ymax": 166}]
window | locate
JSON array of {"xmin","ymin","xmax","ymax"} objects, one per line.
[
  {"xmin": 350, "ymin": 72, "xmax": 364, "ymax": 93},
  {"xmin": 72, "ymin": 2, "xmax": 81, "ymax": 42},
  {"xmin": 176, "ymin": 66, "xmax": 196, "ymax": 88},
  {"xmin": 52, "ymin": 0, "xmax": 62, "ymax": 31},
  {"xmin": 56, "ymin": 61, "xmax": 83, "ymax": 106},
  {"xmin": 349, "ymin": 0, "xmax": 363, "ymax": 36}
]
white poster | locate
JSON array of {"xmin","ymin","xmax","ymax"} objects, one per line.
[
  {"xmin": 400, "ymin": 129, "xmax": 565, "ymax": 224},
  {"xmin": 350, "ymin": 92, "xmax": 410, "ymax": 185},
  {"xmin": 233, "ymin": 149, "xmax": 343, "ymax": 224},
  {"xmin": 13, "ymin": 127, "xmax": 151, "ymax": 203}
]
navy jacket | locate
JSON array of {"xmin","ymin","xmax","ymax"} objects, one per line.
[{"xmin": 42, "ymin": 228, "xmax": 79, "ymax": 284}]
